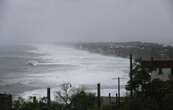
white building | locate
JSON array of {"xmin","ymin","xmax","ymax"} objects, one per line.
[{"xmin": 141, "ymin": 60, "xmax": 173, "ymax": 81}]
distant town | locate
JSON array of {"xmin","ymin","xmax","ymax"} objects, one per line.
[{"xmin": 74, "ymin": 41, "xmax": 173, "ymax": 60}]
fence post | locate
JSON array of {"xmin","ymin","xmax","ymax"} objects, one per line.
[
  {"xmin": 33, "ymin": 96, "xmax": 37, "ymax": 104},
  {"xmin": 130, "ymin": 54, "xmax": 133, "ymax": 97},
  {"xmin": 118, "ymin": 77, "xmax": 120, "ymax": 104},
  {"xmin": 47, "ymin": 88, "xmax": 51, "ymax": 105},
  {"xmin": 115, "ymin": 93, "xmax": 118, "ymax": 104},
  {"xmin": 109, "ymin": 93, "xmax": 111, "ymax": 105},
  {"xmin": 97, "ymin": 83, "xmax": 101, "ymax": 109}
]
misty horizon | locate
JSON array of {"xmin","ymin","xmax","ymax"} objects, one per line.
[{"xmin": 0, "ymin": 0, "xmax": 173, "ymax": 44}]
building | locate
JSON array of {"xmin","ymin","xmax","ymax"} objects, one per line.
[{"xmin": 141, "ymin": 60, "xmax": 173, "ymax": 81}]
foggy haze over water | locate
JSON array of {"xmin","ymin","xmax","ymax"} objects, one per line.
[
  {"xmin": 0, "ymin": 44, "xmax": 129, "ymax": 97},
  {"xmin": 0, "ymin": 0, "xmax": 173, "ymax": 44}
]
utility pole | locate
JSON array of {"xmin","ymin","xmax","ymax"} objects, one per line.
[{"xmin": 130, "ymin": 54, "xmax": 133, "ymax": 97}]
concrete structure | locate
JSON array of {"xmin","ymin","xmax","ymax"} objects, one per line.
[
  {"xmin": 142, "ymin": 60, "xmax": 173, "ymax": 81},
  {"xmin": 0, "ymin": 94, "xmax": 12, "ymax": 110}
]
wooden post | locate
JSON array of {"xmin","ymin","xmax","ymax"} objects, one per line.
[
  {"xmin": 47, "ymin": 88, "xmax": 51, "ymax": 105},
  {"xmin": 115, "ymin": 93, "xmax": 118, "ymax": 104},
  {"xmin": 118, "ymin": 77, "xmax": 120, "ymax": 104},
  {"xmin": 97, "ymin": 83, "xmax": 101, "ymax": 109},
  {"xmin": 33, "ymin": 96, "xmax": 37, "ymax": 104},
  {"xmin": 130, "ymin": 54, "xmax": 133, "ymax": 97},
  {"xmin": 109, "ymin": 93, "xmax": 111, "ymax": 105}
]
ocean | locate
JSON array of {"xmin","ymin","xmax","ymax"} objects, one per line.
[{"xmin": 0, "ymin": 44, "xmax": 129, "ymax": 99}]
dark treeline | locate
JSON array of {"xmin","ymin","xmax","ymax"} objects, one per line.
[{"xmin": 74, "ymin": 42, "xmax": 173, "ymax": 60}]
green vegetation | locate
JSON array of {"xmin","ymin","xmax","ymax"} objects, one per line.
[
  {"xmin": 13, "ymin": 97, "xmax": 63, "ymax": 110},
  {"xmin": 13, "ymin": 83, "xmax": 96, "ymax": 110},
  {"xmin": 122, "ymin": 59, "xmax": 173, "ymax": 110}
]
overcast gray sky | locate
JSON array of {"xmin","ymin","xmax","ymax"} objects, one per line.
[{"xmin": 0, "ymin": 0, "xmax": 173, "ymax": 44}]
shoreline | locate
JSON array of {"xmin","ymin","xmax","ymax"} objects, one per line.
[{"xmin": 0, "ymin": 44, "xmax": 129, "ymax": 99}]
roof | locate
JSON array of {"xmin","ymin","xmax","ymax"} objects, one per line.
[{"xmin": 141, "ymin": 60, "xmax": 173, "ymax": 68}]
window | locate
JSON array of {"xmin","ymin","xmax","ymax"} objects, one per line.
[{"xmin": 159, "ymin": 68, "xmax": 163, "ymax": 75}]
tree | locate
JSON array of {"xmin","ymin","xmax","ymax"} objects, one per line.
[
  {"xmin": 126, "ymin": 59, "xmax": 151, "ymax": 96},
  {"xmin": 124, "ymin": 59, "xmax": 173, "ymax": 110},
  {"xmin": 55, "ymin": 83, "xmax": 96, "ymax": 110},
  {"xmin": 55, "ymin": 83, "xmax": 73, "ymax": 105}
]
